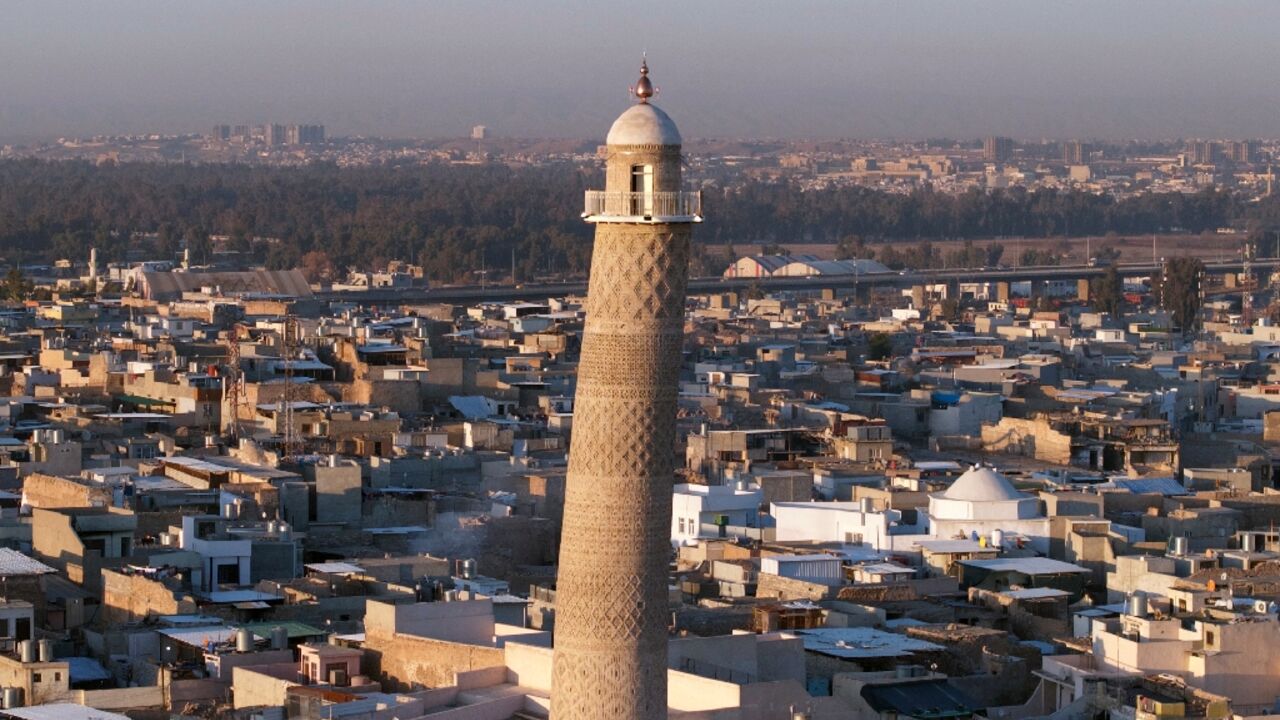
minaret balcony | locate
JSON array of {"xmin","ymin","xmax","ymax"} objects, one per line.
[{"xmin": 582, "ymin": 190, "xmax": 702, "ymax": 224}]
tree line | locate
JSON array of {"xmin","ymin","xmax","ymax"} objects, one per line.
[{"xmin": 0, "ymin": 158, "xmax": 1276, "ymax": 282}]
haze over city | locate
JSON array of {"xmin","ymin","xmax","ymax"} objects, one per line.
[
  {"xmin": 6, "ymin": 0, "xmax": 1280, "ymax": 142},
  {"xmin": 8, "ymin": 4, "xmax": 1280, "ymax": 720}
]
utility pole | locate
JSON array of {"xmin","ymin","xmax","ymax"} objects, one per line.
[
  {"xmin": 1243, "ymin": 240, "xmax": 1255, "ymax": 327},
  {"xmin": 280, "ymin": 315, "xmax": 300, "ymax": 459},
  {"xmin": 224, "ymin": 324, "xmax": 245, "ymax": 441}
]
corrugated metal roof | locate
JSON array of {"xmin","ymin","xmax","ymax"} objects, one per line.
[
  {"xmin": 201, "ymin": 590, "xmax": 282, "ymax": 603},
  {"xmin": 959, "ymin": 558, "xmax": 1090, "ymax": 575},
  {"xmin": 448, "ymin": 395, "xmax": 493, "ymax": 419},
  {"xmin": 305, "ymin": 562, "xmax": 365, "ymax": 575},
  {"xmin": 915, "ymin": 540, "xmax": 988, "ymax": 554},
  {"xmin": 795, "ymin": 627, "xmax": 944, "ymax": 659},
  {"xmin": 60, "ymin": 656, "xmax": 113, "ymax": 683},
  {"xmin": 141, "ymin": 269, "xmax": 313, "ymax": 301},
  {"xmin": 0, "ymin": 548, "xmax": 56, "ymax": 576},
  {"xmin": 156, "ymin": 625, "xmax": 237, "ymax": 647},
  {"xmin": 1001, "ymin": 587, "xmax": 1071, "ymax": 599},
  {"xmin": 862, "ymin": 679, "xmax": 979, "ymax": 717},
  {"xmin": 1109, "ymin": 477, "xmax": 1188, "ymax": 496},
  {"xmin": 0, "ymin": 704, "xmax": 131, "ymax": 720},
  {"xmin": 238, "ymin": 621, "xmax": 326, "ymax": 639}
]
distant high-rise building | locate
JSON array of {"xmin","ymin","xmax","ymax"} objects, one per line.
[
  {"xmin": 471, "ymin": 125, "xmax": 488, "ymax": 140},
  {"xmin": 983, "ymin": 136, "xmax": 1014, "ymax": 162},
  {"xmin": 1223, "ymin": 140, "xmax": 1256, "ymax": 164},
  {"xmin": 285, "ymin": 124, "xmax": 325, "ymax": 145},
  {"xmin": 263, "ymin": 124, "xmax": 286, "ymax": 146},
  {"xmin": 232, "ymin": 125, "xmax": 252, "ymax": 141},
  {"xmin": 211, "ymin": 124, "xmax": 231, "ymax": 141},
  {"xmin": 1062, "ymin": 140, "xmax": 1087, "ymax": 165},
  {"xmin": 1188, "ymin": 140, "xmax": 1221, "ymax": 165}
]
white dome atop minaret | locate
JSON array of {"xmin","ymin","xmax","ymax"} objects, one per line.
[{"xmin": 605, "ymin": 59, "xmax": 681, "ymax": 146}]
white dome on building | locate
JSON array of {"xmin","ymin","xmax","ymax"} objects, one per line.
[
  {"xmin": 606, "ymin": 103, "xmax": 681, "ymax": 146},
  {"xmin": 929, "ymin": 465, "xmax": 1039, "ymax": 522},
  {"xmin": 938, "ymin": 466, "xmax": 1027, "ymax": 502}
]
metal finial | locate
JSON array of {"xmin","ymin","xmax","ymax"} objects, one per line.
[{"xmin": 633, "ymin": 57, "xmax": 654, "ymax": 103}]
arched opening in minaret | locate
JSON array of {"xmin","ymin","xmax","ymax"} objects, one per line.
[{"xmin": 630, "ymin": 163, "xmax": 654, "ymax": 216}]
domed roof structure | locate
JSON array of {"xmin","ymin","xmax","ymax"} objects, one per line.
[
  {"xmin": 606, "ymin": 59, "xmax": 681, "ymax": 146},
  {"xmin": 938, "ymin": 466, "xmax": 1026, "ymax": 502},
  {"xmin": 607, "ymin": 101, "xmax": 681, "ymax": 146}
]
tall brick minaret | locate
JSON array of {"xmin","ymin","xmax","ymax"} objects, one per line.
[{"xmin": 550, "ymin": 59, "xmax": 700, "ymax": 720}]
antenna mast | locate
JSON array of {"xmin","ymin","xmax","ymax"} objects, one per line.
[
  {"xmin": 225, "ymin": 323, "xmax": 246, "ymax": 441},
  {"xmin": 280, "ymin": 314, "xmax": 300, "ymax": 459},
  {"xmin": 1243, "ymin": 240, "xmax": 1255, "ymax": 328}
]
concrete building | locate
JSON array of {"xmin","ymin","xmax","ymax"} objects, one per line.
[
  {"xmin": 926, "ymin": 465, "xmax": 1052, "ymax": 554},
  {"xmin": 984, "ymin": 136, "xmax": 1014, "ymax": 162},
  {"xmin": 671, "ymin": 483, "xmax": 763, "ymax": 544}
]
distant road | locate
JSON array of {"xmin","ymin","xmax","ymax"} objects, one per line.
[{"xmin": 318, "ymin": 259, "xmax": 1280, "ymax": 305}]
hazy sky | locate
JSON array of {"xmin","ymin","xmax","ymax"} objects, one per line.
[{"xmin": 5, "ymin": 1, "xmax": 1280, "ymax": 142}]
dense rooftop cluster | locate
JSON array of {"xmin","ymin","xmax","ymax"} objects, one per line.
[{"xmin": 0, "ymin": 245, "xmax": 1277, "ymax": 719}]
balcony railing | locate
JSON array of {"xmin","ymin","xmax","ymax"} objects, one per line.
[{"xmin": 583, "ymin": 190, "xmax": 702, "ymax": 222}]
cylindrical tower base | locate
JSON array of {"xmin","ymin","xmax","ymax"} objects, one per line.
[{"xmin": 551, "ymin": 220, "xmax": 691, "ymax": 720}]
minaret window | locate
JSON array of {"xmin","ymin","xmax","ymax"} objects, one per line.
[{"xmin": 631, "ymin": 164, "xmax": 654, "ymax": 215}]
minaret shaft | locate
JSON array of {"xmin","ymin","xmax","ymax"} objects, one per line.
[
  {"xmin": 551, "ymin": 62, "xmax": 694, "ymax": 719},
  {"xmin": 551, "ymin": 218, "xmax": 689, "ymax": 719}
]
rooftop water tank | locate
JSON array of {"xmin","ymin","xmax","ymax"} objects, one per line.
[
  {"xmin": 235, "ymin": 627, "xmax": 254, "ymax": 653},
  {"xmin": 270, "ymin": 626, "xmax": 287, "ymax": 651},
  {"xmin": 1127, "ymin": 592, "xmax": 1148, "ymax": 619},
  {"xmin": 1, "ymin": 687, "xmax": 23, "ymax": 709}
]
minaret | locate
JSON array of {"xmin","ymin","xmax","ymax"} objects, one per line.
[{"xmin": 551, "ymin": 59, "xmax": 701, "ymax": 720}]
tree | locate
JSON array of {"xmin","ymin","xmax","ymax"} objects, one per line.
[
  {"xmin": 938, "ymin": 297, "xmax": 961, "ymax": 322},
  {"xmin": 1094, "ymin": 243, "xmax": 1122, "ymax": 263},
  {"xmin": 1091, "ymin": 266, "xmax": 1123, "ymax": 316},
  {"xmin": 1157, "ymin": 257, "xmax": 1205, "ymax": 335},
  {"xmin": 867, "ymin": 333, "xmax": 893, "ymax": 361},
  {"xmin": 2, "ymin": 267, "xmax": 32, "ymax": 304},
  {"xmin": 1020, "ymin": 247, "xmax": 1060, "ymax": 267},
  {"xmin": 184, "ymin": 228, "xmax": 211, "ymax": 265},
  {"xmin": 299, "ymin": 250, "xmax": 337, "ymax": 283},
  {"xmin": 985, "ymin": 243, "xmax": 1005, "ymax": 267},
  {"xmin": 835, "ymin": 234, "xmax": 863, "ymax": 260}
]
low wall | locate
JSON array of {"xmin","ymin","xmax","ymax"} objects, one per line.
[{"xmin": 77, "ymin": 686, "xmax": 164, "ymax": 710}]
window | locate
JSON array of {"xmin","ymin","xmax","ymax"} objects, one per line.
[
  {"xmin": 630, "ymin": 164, "xmax": 654, "ymax": 215},
  {"xmin": 678, "ymin": 519, "xmax": 686, "ymax": 533},
  {"xmin": 32, "ymin": 673, "xmax": 41, "ymax": 683},
  {"xmin": 1206, "ymin": 630, "xmax": 1215, "ymax": 647},
  {"xmin": 54, "ymin": 672, "xmax": 60, "ymax": 682},
  {"xmin": 216, "ymin": 562, "xmax": 239, "ymax": 586}
]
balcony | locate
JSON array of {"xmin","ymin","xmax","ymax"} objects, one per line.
[{"xmin": 582, "ymin": 190, "xmax": 702, "ymax": 223}]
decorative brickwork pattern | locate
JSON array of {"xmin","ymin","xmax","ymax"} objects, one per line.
[{"xmin": 552, "ymin": 158, "xmax": 693, "ymax": 718}]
